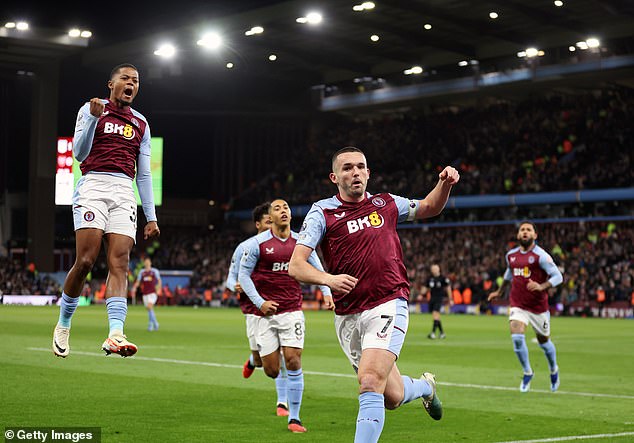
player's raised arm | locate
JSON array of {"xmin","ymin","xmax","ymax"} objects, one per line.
[
  {"xmin": 415, "ymin": 166, "xmax": 460, "ymax": 219},
  {"xmin": 72, "ymin": 100, "xmax": 102, "ymax": 162}
]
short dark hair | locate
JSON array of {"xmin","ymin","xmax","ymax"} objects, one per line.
[
  {"xmin": 252, "ymin": 201, "xmax": 271, "ymax": 224},
  {"xmin": 110, "ymin": 63, "xmax": 138, "ymax": 80},
  {"xmin": 518, "ymin": 220, "xmax": 537, "ymax": 232},
  {"xmin": 331, "ymin": 146, "xmax": 365, "ymax": 170}
]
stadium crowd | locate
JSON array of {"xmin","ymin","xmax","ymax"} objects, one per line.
[
  {"xmin": 0, "ymin": 257, "xmax": 62, "ymax": 296},
  {"xmin": 2, "ymin": 223, "xmax": 632, "ymax": 314},
  {"xmin": 117, "ymin": 221, "xmax": 634, "ymax": 312},
  {"xmin": 230, "ymin": 87, "xmax": 633, "ymax": 208},
  {"xmin": 400, "ymin": 221, "xmax": 634, "ymax": 311}
]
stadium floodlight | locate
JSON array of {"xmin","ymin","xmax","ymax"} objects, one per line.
[
  {"xmin": 353, "ymin": 2, "xmax": 375, "ymax": 11},
  {"xmin": 306, "ymin": 12, "xmax": 323, "ymax": 24},
  {"xmin": 68, "ymin": 29, "xmax": 81, "ymax": 37},
  {"xmin": 554, "ymin": 0, "xmax": 564, "ymax": 6},
  {"xmin": 404, "ymin": 66, "xmax": 423, "ymax": 75},
  {"xmin": 226, "ymin": 62, "xmax": 234, "ymax": 69},
  {"xmin": 245, "ymin": 26, "xmax": 264, "ymax": 36},
  {"xmin": 16, "ymin": 21, "xmax": 29, "ymax": 31},
  {"xmin": 586, "ymin": 37, "xmax": 600, "ymax": 48},
  {"xmin": 268, "ymin": 54, "xmax": 277, "ymax": 61},
  {"xmin": 370, "ymin": 34, "xmax": 379, "ymax": 42},
  {"xmin": 458, "ymin": 60, "xmax": 468, "ymax": 67},
  {"xmin": 424, "ymin": 23, "xmax": 432, "ymax": 30},
  {"xmin": 154, "ymin": 43, "xmax": 176, "ymax": 58},
  {"xmin": 568, "ymin": 45, "xmax": 576, "ymax": 52},
  {"xmin": 197, "ymin": 32, "xmax": 222, "ymax": 49},
  {"xmin": 5, "ymin": 22, "xmax": 16, "ymax": 29},
  {"xmin": 517, "ymin": 51, "xmax": 526, "ymax": 58},
  {"xmin": 576, "ymin": 41, "xmax": 589, "ymax": 50},
  {"xmin": 489, "ymin": 12, "xmax": 499, "ymax": 19},
  {"xmin": 80, "ymin": 30, "xmax": 92, "ymax": 38},
  {"xmin": 524, "ymin": 47, "xmax": 539, "ymax": 58},
  {"xmin": 297, "ymin": 12, "xmax": 322, "ymax": 24}
]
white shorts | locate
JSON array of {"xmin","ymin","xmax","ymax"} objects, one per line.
[
  {"xmin": 142, "ymin": 293, "xmax": 158, "ymax": 307},
  {"xmin": 334, "ymin": 298, "xmax": 409, "ymax": 370},
  {"xmin": 509, "ymin": 307, "xmax": 551, "ymax": 337},
  {"xmin": 72, "ymin": 174, "xmax": 137, "ymax": 241},
  {"xmin": 255, "ymin": 310, "xmax": 305, "ymax": 357},
  {"xmin": 245, "ymin": 313, "xmax": 259, "ymax": 352}
]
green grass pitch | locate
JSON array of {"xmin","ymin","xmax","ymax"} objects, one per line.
[{"xmin": 1, "ymin": 305, "xmax": 633, "ymax": 442}]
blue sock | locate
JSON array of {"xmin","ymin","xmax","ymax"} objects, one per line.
[
  {"xmin": 105, "ymin": 297, "xmax": 127, "ymax": 335},
  {"xmin": 249, "ymin": 354, "xmax": 255, "ymax": 366},
  {"xmin": 539, "ymin": 340, "xmax": 558, "ymax": 373},
  {"xmin": 276, "ymin": 372, "xmax": 288, "ymax": 405},
  {"xmin": 512, "ymin": 334, "xmax": 533, "ymax": 374},
  {"xmin": 354, "ymin": 392, "xmax": 385, "ymax": 443},
  {"xmin": 58, "ymin": 292, "xmax": 79, "ymax": 328},
  {"xmin": 287, "ymin": 368, "xmax": 304, "ymax": 422},
  {"xmin": 400, "ymin": 375, "xmax": 432, "ymax": 405},
  {"xmin": 276, "ymin": 358, "xmax": 288, "ymax": 405},
  {"xmin": 148, "ymin": 309, "xmax": 157, "ymax": 327}
]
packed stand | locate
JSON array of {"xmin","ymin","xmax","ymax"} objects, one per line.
[
  {"xmin": 401, "ymin": 221, "xmax": 634, "ymax": 314},
  {"xmin": 124, "ymin": 221, "xmax": 632, "ymax": 313},
  {"xmin": 0, "ymin": 257, "xmax": 62, "ymax": 296},
  {"xmin": 229, "ymin": 87, "xmax": 634, "ymax": 209}
]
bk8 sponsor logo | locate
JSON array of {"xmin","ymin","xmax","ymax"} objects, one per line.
[
  {"xmin": 346, "ymin": 210, "xmax": 384, "ymax": 234},
  {"xmin": 104, "ymin": 121, "xmax": 136, "ymax": 140},
  {"xmin": 513, "ymin": 267, "xmax": 531, "ymax": 278},
  {"xmin": 272, "ymin": 262, "xmax": 289, "ymax": 272}
]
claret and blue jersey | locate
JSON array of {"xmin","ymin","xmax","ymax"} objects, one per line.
[
  {"xmin": 297, "ymin": 192, "xmax": 419, "ymax": 315},
  {"xmin": 239, "ymin": 230, "xmax": 331, "ymax": 316},
  {"xmin": 72, "ymin": 98, "xmax": 156, "ymax": 222},
  {"xmin": 503, "ymin": 244, "xmax": 563, "ymax": 314}
]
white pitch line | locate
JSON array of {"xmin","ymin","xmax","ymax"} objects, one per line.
[
  {"xmin": 28, "ymin": 347, "xmax": 634, "ymax": 399},
  {"xmin": 496, "ymin": 431, "xmax": 634, "ymax": 443},
  {"xmin": 439, "ymin": 381, "xmax": 634, "ymax": 400}
]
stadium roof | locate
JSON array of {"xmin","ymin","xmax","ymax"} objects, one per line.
[{"xmin": 2, "ymin": 0, "xmax": 634, "ymax": 108}]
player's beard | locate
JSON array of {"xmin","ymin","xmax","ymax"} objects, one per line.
[
  {"xmin": 346, "ymin": 180, "xmax": 366, "ymax": 198},
  {"xmin": 519, "ymin": 237, "xmax": 534, "ymax": 248}
]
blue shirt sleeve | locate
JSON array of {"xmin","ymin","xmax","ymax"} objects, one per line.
[
  {"xmin": 389, "ymin": 194, "xmax": 420, "ymax": 223},
  {"xmin": 538, "ymin": 249, "xmax": 563, "ymax": 287},
  {"xmin": 225, "ymin": 244, "xmax": 243, "ymax": 292},
  {"xmin": 297, "ymin": 204, "xmax": 326, "ymax": 250},
  {"xmin": 72, "ymin": 102, "xmax": 99, "ymax": 162},
  {"xmin": 135, "ymin": 124, "xmax": 157, "ymax": 223},
  {"xmin": 503, "ymin": 252, "xmax": 512, "ymax": 281},
  {"xmin": 238, "ymin": 238, "xmax": 266, "ymax": 309},
  {"xmin": 306, "ymin": 250, "xmax": 332, "ymax": 297},
  {"xmin": 153, "ymin": 268, "xmax": 161, "ymax": 281},
  {"xmin": 135, "ymin": 270, "xmax": 143, "ymax": 283}
]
